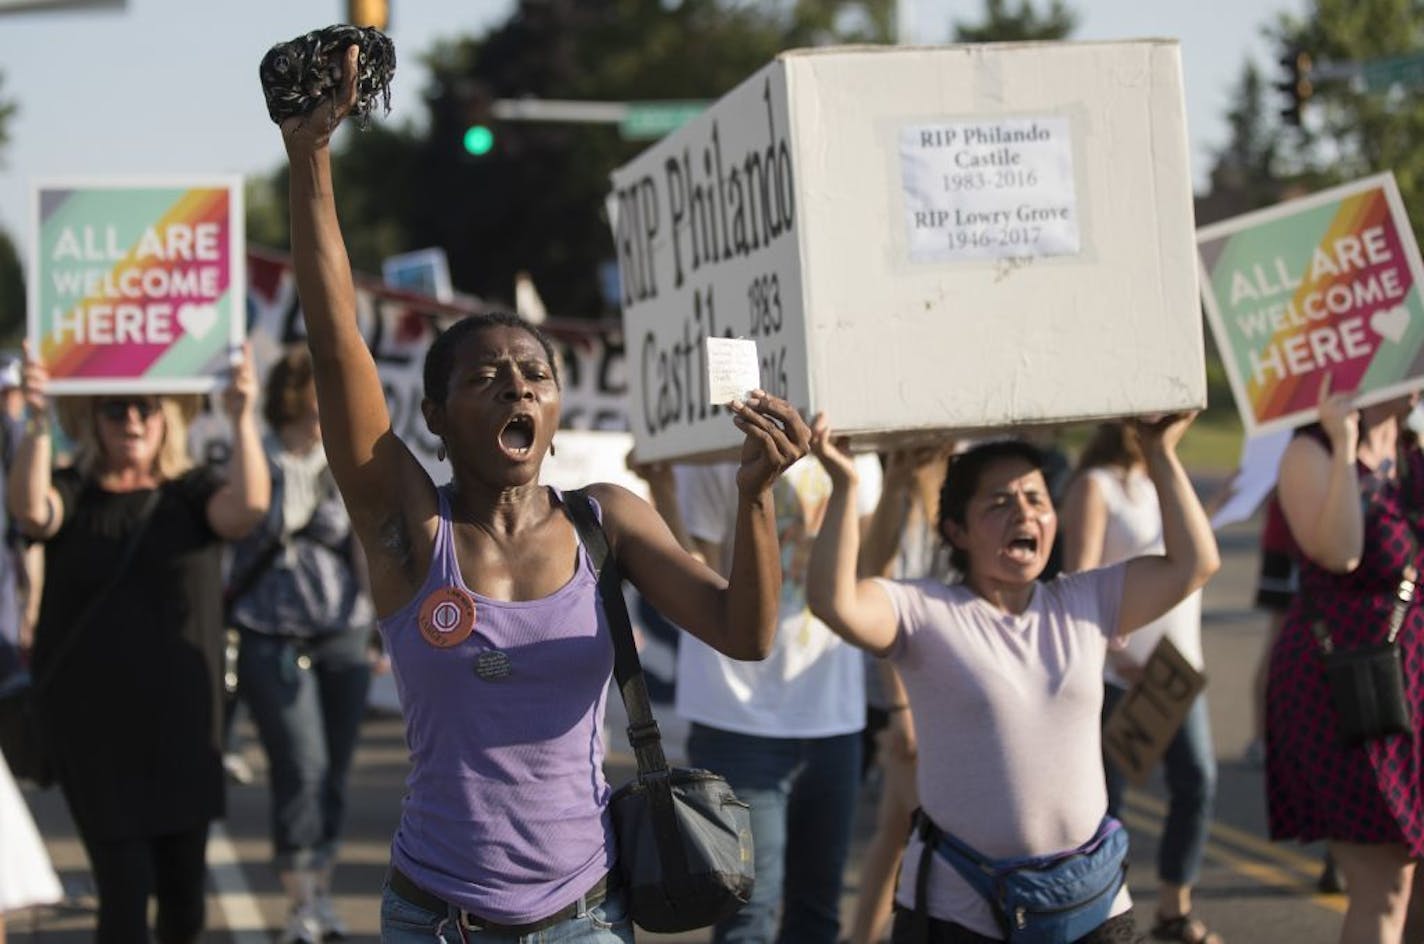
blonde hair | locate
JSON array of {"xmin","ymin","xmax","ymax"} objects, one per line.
[{"xmin": 56, "ymin": 394, "xmax": 202, "ymax": 482}]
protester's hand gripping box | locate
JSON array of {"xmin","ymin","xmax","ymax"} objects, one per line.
[{"xmin": 609, "ymin": 40, "xmax": 1205, "ymax": 463}]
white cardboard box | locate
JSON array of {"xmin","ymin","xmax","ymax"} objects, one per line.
[{"xmin": 608, "ymin": 40, "xmax": 1205, "ymax": 463}]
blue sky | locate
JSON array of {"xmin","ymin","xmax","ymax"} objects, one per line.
[{"xmin": 0, "ymin": 0, "xmax": 1305, "ymax": 273}]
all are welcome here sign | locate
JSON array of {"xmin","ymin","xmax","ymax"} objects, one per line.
[
  {"xmin": 1200, "ymin": 173, "xmax": 1424, "ymax": 435},
  {"xmin": 30, "ymin": 179, "xmax": 244, "ymax": 393}
]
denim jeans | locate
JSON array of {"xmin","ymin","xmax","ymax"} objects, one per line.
[
  {"xmin": 238, "ymin": 627, "xmax": 371, "ymax": 872},
  {"xmin": 686, "ymin": 723, "xmax": 863, "ymax": 944},
  {"xmin": 1101, "ymin": 683, "xmax": 1217, "ymax": 886},
  {"xmin": 379, "ymin": 879, "xmax": 633, "ymax": 943}
]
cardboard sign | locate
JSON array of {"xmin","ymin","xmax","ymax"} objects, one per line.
[
  {"xmin": 609, "ymin": 42, "xmax": 1204, "ymax": 463},
  {"xmin": 1102, "ymin": 637, "xmax": 1207, "ymax": 785},
  {"xmin": 30, "ymin": 178, "xmax": 244, "ymax": 393},
  {"xmin": 1200, "ymin": 174, "xmax": 1424, "ymax": 436}
]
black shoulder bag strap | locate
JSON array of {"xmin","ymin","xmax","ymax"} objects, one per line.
[
  {"xmin": 565, "ymin": 487, "xmax": 692, "ymax": 901},
  {"xmin": 32, "ymin": 486, "xmax": 163, "ymax": 695},
  {"xmin": 1310, "ymin": 501, "xmax": 1419, "ymax": 654}
]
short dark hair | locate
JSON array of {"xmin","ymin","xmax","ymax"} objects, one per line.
[
  {"xmin": 422, "ymin": 312, "xmax": 560, "ymax": 405},
  {"xmin": 263, "ymin": 347, "xmax": 317, "ymax": 430},
  {"xmin": 939, "ymin": 439, "xmax": 1047, "ymax": 574}
]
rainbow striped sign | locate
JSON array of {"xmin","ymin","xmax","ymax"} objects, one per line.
[
  {"xmin": 1199, "ymin": 174, "xmax": 1424, "ymax": 436},
  {"xmin": 29, "ymin": 178, "xmax": 244, "ymax": 393}
]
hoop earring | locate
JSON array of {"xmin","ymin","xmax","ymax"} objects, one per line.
[{"xmin": 436, "ymin": 442, "xmax": 447, "ymax": 462}]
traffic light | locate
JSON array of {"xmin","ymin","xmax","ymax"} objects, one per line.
[
  {"xmin": 463, "ymin": 124, "xmax": 495, "ymax": 156},
  {"xmin": 1278, "ymin": 48, "xmax": 1314, "ymax": 127},
  {"xmin": 450, "ymin": 81, "xmax": 498, "ymax": 158},
  {"xmin": 347, "ymin": 0, "xmax": 389, "ymax": 30}
]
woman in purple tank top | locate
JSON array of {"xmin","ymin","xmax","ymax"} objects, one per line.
[{"xmin": 275, "ymin": 49, "xmax": 811, "ymax": 943}]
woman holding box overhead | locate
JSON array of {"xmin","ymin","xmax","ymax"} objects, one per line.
[
  {"xmin": 1059, "ymin": 421, "xmax": 1219, "ymax": 944},
  {"xmin": 276, "ymin": 46, "xmax": 811, "ymax": 942},
  {"xmin": 806, "ymin": 416, "xmax": 1218, "ymax": 944},
  {"xmin": 1267, "ymin": 378, "xmax": 1424, "ymax": 944}
]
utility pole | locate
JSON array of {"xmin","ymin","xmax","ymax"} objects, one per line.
[{"xmin": 896, "ymin": 0, "xmax": 915, "ymax": 44}]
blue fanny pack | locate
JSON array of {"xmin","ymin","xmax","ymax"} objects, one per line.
[{"xmin": 909, "ymin": 810, "xmax": 1128, "ymax": 944}]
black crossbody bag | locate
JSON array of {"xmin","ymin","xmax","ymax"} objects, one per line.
[
  {"xmin": 1313, "ymin": 559, "xmax": 1417, "ymax": 747},
  {"xmin": 565, "ymin": 488, "xmax": 755, "ymax": 933}
]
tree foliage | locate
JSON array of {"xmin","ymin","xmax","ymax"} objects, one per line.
[
  {"xmin": 250, "ymin": 0, "xmax": 893, "ymax": 318},
  {"xmin": 950, "ymin": 0, "xmax": 1077, "ymax": 42},
  {"xmin": 1196, "ymin": 61, "xmax": 1295, "ymax": 225},
  {"xmin": 1270, "ymin": 0, "xmax": 1424, "ymax": 241}
]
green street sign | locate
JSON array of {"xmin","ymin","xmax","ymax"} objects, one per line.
[
  {"xmin": 619, "ymin": 102, "xmax": 706, "ymax": 141},
  {"xmin": 1360, "ymin": 52, "xmax": 1424, "ymax": 93}
]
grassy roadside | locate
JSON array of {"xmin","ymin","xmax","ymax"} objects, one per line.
[{"xmin": 1057, "ymin": 346, "xmax": 1246, "ymax": 476}]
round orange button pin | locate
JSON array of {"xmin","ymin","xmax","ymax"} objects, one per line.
[{"xmin": 417, "ymin": 586, "xmax": 477, "ymax": 649}]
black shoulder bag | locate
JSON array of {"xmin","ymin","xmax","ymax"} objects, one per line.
[
  {"xmin": 565, "ymin": 488, "xmax": 755, "ymax": 933},
  {"xmin": 0, "ymin": 488, "xmax": 162, "ymax": 785},
  {"xmin": 1313, "ymin": 559, "xmax": 1417, "ymax": 747}
]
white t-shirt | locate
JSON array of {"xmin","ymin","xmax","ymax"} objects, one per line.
[
  {"xmin": 674, "ymin": 456, "xmax": 882, "ymax": 738},
  {"xmin": 1084, "ymin": 466, "xmax": 1204, "ymax": 688},
  {"xmin": 878, "ymin": 565, "xmax": 1133, "ymax": 937}
]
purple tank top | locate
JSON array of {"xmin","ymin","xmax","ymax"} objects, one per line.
[{"xmin": 380, "ymin": 485, "xmax": 614, "ymax": 923}]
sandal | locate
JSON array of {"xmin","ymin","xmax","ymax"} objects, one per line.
[{"xmin": 1150, "ymin": 913, "xmax": 1223, "ymax": 944}]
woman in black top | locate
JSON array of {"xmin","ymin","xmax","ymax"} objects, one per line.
[{"xmin": 8, "ymin": 342, "xmax": 270, "ymax": 944}]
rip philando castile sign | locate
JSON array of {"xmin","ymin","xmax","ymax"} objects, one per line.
[{"xmin": 608, "ymin": 60, "xmax": 806, "ymax": 463}]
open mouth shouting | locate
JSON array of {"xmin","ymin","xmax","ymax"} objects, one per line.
[
  {"xmin": 1004, "ymin": 531, "xmax": 1040, "ymax": 565},
  {"xmin": 497, "ymin": 413, "xmax": 537, "ymax": 461}
]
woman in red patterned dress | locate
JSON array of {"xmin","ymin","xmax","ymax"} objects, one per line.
[{"xmin": 1267, "ymin": 378, "xmax": 1424, "ymax": 944}]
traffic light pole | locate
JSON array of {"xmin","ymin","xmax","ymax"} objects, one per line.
[
  {"xmin": 489, "ymin": 98, "xmax": 707, "ymax": 141},
  {"xmin": 491, "ymin": 99, "xmax": 628, "ymax": 124}
]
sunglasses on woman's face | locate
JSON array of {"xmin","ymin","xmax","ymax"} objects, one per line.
[{"xmin": 97, "ymin": 398, "xmax": 161, "ymax": 423}]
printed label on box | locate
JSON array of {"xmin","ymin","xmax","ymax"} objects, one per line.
[{"xmin": 898, "ymin": 115, "xmax": 1080, "ymax": 264}]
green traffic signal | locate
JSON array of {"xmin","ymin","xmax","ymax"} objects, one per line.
[{"xmin": 463, "ymin": 124, "xmax": 495, "ymax": 156}]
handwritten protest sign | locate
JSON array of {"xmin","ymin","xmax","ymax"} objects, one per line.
[
  {"xmin": 30, "ymin": 178, "xmax": 244, "ymax": 393},
  {"xmin": 1102, "ymin": 637, "xmax": 1207, "ymax": 785},
  {"xmin": 1199, "ymin": 174, "xmax": 1424, "ymax": 436},
  {"xmin": 706, "ymin": 337, "xmax": 761, "ymax": 405}
]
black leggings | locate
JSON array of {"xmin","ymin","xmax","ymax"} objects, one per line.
[
  {"xmin": 891, "ymin": 908, "xmax": 1141, "ymax": 943},
  {"xmin": 80, "ymin": 823, "xmax": 209, "ymax": 944}
]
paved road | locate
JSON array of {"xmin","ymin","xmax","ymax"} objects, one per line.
[{"xmin": 10, "ymin": 516, "xmax": 1348, "ymax": 943}]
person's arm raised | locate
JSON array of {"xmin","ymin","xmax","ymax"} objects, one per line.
[
  {"xmin": 1117, "ymin": 413, "xmax": 1221, "ymax": 635},
  {"xmin": 806, "ymin": 416, "xmax": 899, "ymax": 656},
  {"xmin": 280, "ymin": 46, "xmax": 433, "ymax": 587},
  {"xmin": 1277, "ymin": 379, "xmax": 1363, "ymax": 573},
  {"xmin": 859, "ymin": 450, "xmax": 916, "ymax": 579},
  {"xmin": 1059, "ymin": 471, "xmax": 1107, "ymax": 573},
  {"xmin": 7, "ymin": 341, "xmax": 61, "ymax": 539},
  {"xmin": 205, "ymin": 344, "xmax": 271, "ymax": 539},
  {"xmin": 605, "ymin": 392, "xmax": 811, "ymax": 660}
]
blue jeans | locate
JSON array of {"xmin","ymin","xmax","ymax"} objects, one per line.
[
  {"xmin": 1101, "ymin": 683, "xmax": 1217, "ymax": 886},
  {"xmin": 238, "ymin": 628, "xmax": 371, "ymax": 872},
  {"xmin": 379, "ymin": 879, "xmax": 633, "ymax": 943},
  {"xmin": 686, "ymin": 723, "xmax": 862, "ymax": 944}
]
